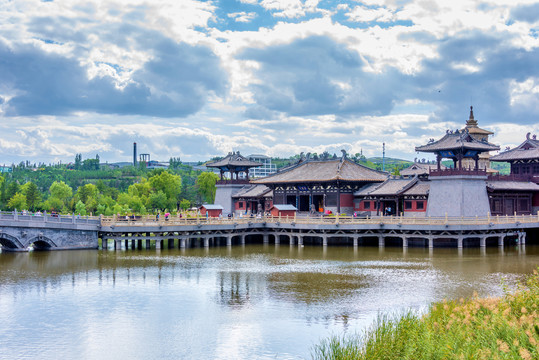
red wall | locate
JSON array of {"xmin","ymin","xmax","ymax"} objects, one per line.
[
  {"xmin": 404, "ymin": 200, "xmax": 426, "ymax": 212},
  {"xmin": 533, "ymin": 193, "xmax": 539, "ymax": 207},
  {"xmin": 357, "ymin": 200, "xmax": 377, "ymax": 211},
  {"xmin": 340, "ymin": 194, "xmax": 354, "ymax": 208},
  {"xmin": 270, "ymin": 208, "xmax": 296, "ymax": 217}
]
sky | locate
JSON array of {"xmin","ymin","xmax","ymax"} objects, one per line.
[{"xmin": 0, "ymin": 0, "xmax": 538, "ymax": 165}]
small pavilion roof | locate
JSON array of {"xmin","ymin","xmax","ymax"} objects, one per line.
[
  {"xmin": 400, "ymin": 162, "xmax": 446, "ymax": 176},
  {"xmin": 464, "ymin": 106, "xmax": 493, "ymax": 136},
  {"xmin": 200, "ymin": 204, "xmax": 224, "ymax": 210},
  {"xmin": 206, "ymin": 151, "xmax": 262, "ymax": 169},
  {"xmin": 271, "ymin": 204, "xmax": 297, "ymax": 211},
  {"xmin": 354, "ymin": 176, "xmax": 418, "ymax": 196},
  {"xmin": 232, "ymin": 184, "xmax": 272, "ymax": 199},
  {"xmin": 490, "ymin": 134, "xmax": 539, "ymax": 162},
  {"xmin": 415, "ymin": 129, "xmax": 499, "ymax": 153},
  {"xmin": 252, "ymin": 157, "xmax": 387, "ymax": 184}
]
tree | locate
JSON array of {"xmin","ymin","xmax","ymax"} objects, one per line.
[
  {"xmin": 148, "ymin": 191, "xmax": 168, "ymax": 212},
  {"xmin": 8, "ymin": 193, "xmax": 27, "ymax": 211},
  {"xmin": 196, "ymin": 172, "xmax": 219, "ymax": 203},
  {"xmin": 49, "ymin": 181, "xmax": 73, "ymax": 211},
  {"xmin": 75, "ymin": 200, "xmax": 87, "ymax": 216},
  {"xmin": 180, "ymin": 199, "xmax": 191, "ymax": 211},
  {"xmin": 74, "ymin": 153, "xmax": 82, "ymax": 170},
  {"xmin": 148, "ymin": 171, "xmax": 182, "ymax": 210},
  {"xmin": 21, "ymin": 182, "xmax": 42, "ymax": 211}
]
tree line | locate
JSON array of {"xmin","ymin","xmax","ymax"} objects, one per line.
[{"xmin": 0, "ymin": 158, "xmax": 219, "ymax": 215}]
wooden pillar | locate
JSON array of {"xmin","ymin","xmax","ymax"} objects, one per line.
[
  {"xmin": 403, "ymin": 236, "xmax": 408, "ymax": 248},
  {"xmin": 337, "ymin": 180, "xmax": 341, "ymax": 214},
  {"xmin": 226, "ymin": 236, "xmax": 232, "ymax": 246},
  {"xmin": 457, "ymin": 237, "xmax": 463, "ymax": 248},
  {"xmin": 263, "ymin": 233, "xmax": 269, "ymax": 244},
  {"xmin": 428, "ymin": 237, "xmax": 433, "ymax": 248},
  {"xmin": 131, "ymin": 239, "xmax": 136, "ymax": 249},
  {"xmin": 156, "ymin": 239, "xmax": 162, "ymax": 250},
  {"xmin": 436, "ymin": 154, "xmax": 442, "ymax": 170},
  {"xmin": 353, "ymin": 236, "xmax": 358, "ymax": 247},
  {"xmin": 298, "ymin": 235, "xmax": 303, "ymax": 246},
  {"xmin": 289, "ymin": 235, "xmax": 295, "ymax": 246},
  {"xmin": 378, "ymin": 235, "xmax": 385, "ymax": 248},
  {"xmin": 204, "ymin": 237, "xmax": 209, "ymax": 248},
  {"xmin": 168, "ymin": 238, "xmax": 175, "ymax": 249},
  {"xmin": 322, "ymin": 236, "xmax": 327, "ymax": 247},
  {"xmin": 124, "ymin": 239, "xmax": 129, "ymax": 249},
  {"xmin": 114, "ymin": 239, "xmax": 122, "ymax": 250},
  {"xmin": 102, "ymin": 238, "xmax": 108, "ymax": 250},
  {"xmin": 146, "ymin": 239, "xmax": 151, "ymax": 249},
  {"xmin": 275, "ymin": 234, "xmax": 280, "ymax": 245},
  {"xmin": 241, "ymin": 235, "xmax": 245, "ymax": 245},
  {"xmin": 474, "ymin": 155, "xmax": 479, "ymax": 170},
  {"xmin": 179, "ymin": 238, "xmax": 186, "ymax": 248}
]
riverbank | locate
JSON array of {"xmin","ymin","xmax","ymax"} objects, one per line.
[{"xmin": 313, "ymin": 269, "xmax": 539, "ymax": 360}]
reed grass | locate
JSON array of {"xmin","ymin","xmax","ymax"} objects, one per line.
[{"xmin": 312, "ymin": 269, "xmax": 539, "ymax": 360}]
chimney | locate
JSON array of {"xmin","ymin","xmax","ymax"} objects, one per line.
[{"xmin": 133, "ymin": 142, "xmax": 137, "ymax": 166}]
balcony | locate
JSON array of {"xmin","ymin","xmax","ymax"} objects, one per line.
[
  {"xmin": 487, "ymin": 174, "xmax": 539, "ymax": 183},
  {"xmin": 429, "ymin": 168, "xmax": 487, "ymax": 177},
  {"xmin": 217, "ymin": 179, "xmax": 251, "ymax": 185}
]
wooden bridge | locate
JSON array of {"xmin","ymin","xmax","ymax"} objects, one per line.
[{"xmin": 1, "ymin": 211, "xmax": 537, "ymax": 251}]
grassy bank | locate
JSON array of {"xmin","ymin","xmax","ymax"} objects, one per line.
[{"xmin": 313, "ymin": 269, "xmax": 539, "ymax": 360}]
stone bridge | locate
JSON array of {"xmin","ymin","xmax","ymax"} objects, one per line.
[{"xmin": 0, "ymin": 212, "xmax": 99, "ymax": 252}]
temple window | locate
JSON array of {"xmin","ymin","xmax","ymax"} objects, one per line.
[
  {"xmin": 363, "ymin": 201, "xmax": 371, "ymax": 210},
  {"xmin": 404, "ymin": 201, "xmax": 412, "ymax": 210},
  {"xmin": 416, "ymin": 201, "xmax": 425, "ymax": 210},
  {"xmin": 238, "ymin": 202, "xmax": 244, "ymax": 209}
]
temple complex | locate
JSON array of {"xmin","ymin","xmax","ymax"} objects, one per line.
[{"xmin": 251, "ymin": 152, "xmax": 387, "ymax": 214}]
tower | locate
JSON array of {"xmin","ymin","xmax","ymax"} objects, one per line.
[{"xmin": 133, "ymin": 142, "xmax": 137, "ymax": 166}]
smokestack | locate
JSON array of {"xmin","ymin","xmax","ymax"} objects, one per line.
[{"xmin": 133, "ymin": 142, "xmax": 137, "ymax": 166}]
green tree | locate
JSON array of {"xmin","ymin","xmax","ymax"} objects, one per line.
[
  {"xmin": 8, "ymin": 192, "xmax": 27, "ymax": 211},
  {"xmin": 148, "ymin": 171, "xmax": 182, "ymax": 210},
  {"xmin": 5, "ymin": 182, "xmax": 20, "ymax": 202},
  {"xmin": 180, "ymin": 199, "xmax": 191, "ymax": 211},
  {"xmin": 49, "ymin": 181, "xmax": 73, "ymax": 212},
  {"xmin": 148, "ymin": 190, "xmax": 168, "ymax": 212},
  {"xmin": 75, "ymin": 200, "xmax": 87, "ymax": 215},
  {"xmin": 196, "ymin": 172, "xmax": 219, "ymax": 203},
  {"xmin": 21, "ymin": 182, "xmax": 42, "ymax": 211}
]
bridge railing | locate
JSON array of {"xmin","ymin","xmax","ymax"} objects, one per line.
[
  {"xmin": 0, "ymin": 211, "xmax": 101, "ymax": 225},
  {"xmin": 100, "ymin": 213, "xmax": 539, "ymax": 227}
]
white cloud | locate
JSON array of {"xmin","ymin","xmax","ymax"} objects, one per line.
[{"xmin": 228, "ymin": 12, "xmax": 258, "ymax": 23}]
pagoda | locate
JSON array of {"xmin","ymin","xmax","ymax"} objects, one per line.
[
  {"xmin": 415, "ymin": 115, "xmax": 500, "ymax": 217},
  {"xmin": 206, "ymin": 151, "xmax": 262, "ymax": 215},
  {"xmin": 462, "ymin": 106, "xmax": 496, "ymax": 172}
]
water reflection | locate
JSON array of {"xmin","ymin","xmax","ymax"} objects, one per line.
[{"xmin": 0, "ymin": 245, "xmax": 537, "ymax": 360}]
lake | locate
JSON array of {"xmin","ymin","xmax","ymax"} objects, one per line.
[{"xmin": 0, "ymin": 244, "xmax": 537, "ymax": 359}]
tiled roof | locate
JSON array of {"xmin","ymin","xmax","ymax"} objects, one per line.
[
  {"xmin": 232, "ymin": 184, "xmax": 272, "ymax": 198},
  {"xmin": 201, "ymin": 204, "xmax": 224, "ymax": 210},
  {"xmin": 400, "ymin": 162, "xmax": 445, "ymax": 176},
  {"xmin": 487, "ymin": 181, "xmax": 539, "ymax": 191},
  {"xmin": 490, "ymin": 137, "xmax": 539, "ymax": 162},
  {"xmin": 207, "ymin": 151, "xmax": 262, "ymax": 168},
  {"xmin": 271, "ymin": 204, "xmax": 297, "ymax": 210},
  {"xmin": 403, "ymin": 182, "xmax": 430, "ymax": 196},
  {"xmin": 416, "ymin": 130, "xmax": 499, "ymax": 153},
  {"xmin": 354, "ymin": 177, "xmax": 418, "ymax": 196},
  {"xmin": 252, "ymin": 158, "xmax": 387, "ymax": 184}
]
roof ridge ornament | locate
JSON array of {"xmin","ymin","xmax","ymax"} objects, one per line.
[{"xmin": 466, "ymin": 105, "xmax": 478, "ymax": 126}]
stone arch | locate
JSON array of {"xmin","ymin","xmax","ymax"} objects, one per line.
[
  {"xmin": 26, "ymin": 235, "xmax": 58, "ymax": 250},
  {"xmin": 0, "ymin": 233, "xmax": 25, "ymax": 251}
]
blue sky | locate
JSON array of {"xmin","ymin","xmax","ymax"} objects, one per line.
[{"xmin": 0, "ymin": 0, "xmax": 538, "ymax": 164}]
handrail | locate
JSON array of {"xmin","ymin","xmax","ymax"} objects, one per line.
[{"xmin": 99, "ymin": 213, "xmax": 539, "ymax": 227}]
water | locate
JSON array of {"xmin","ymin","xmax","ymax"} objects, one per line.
[{"xmin": 0, "ymin": 244, "xmax": 538, "ymax": 359}]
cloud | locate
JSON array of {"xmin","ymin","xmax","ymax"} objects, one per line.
[
  {"xmin": 510, "ymin": 3, "xmax": 539, "ymax": 23},
  {"xmin": 0, "ymin": 32, "xmax": 227, "ymax": 117}
]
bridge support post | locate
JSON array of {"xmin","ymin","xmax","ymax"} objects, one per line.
[
  {"xmin": 124, "ymin": 239, "xmax": 129, "ymax": 249},
  {"xmin": 428, "ymin": 237, "xmax": 433, "ymax": 248},
  {"xmin": 322, "ymin": 236, "xmax": 327, "ymax": 247},
  {"xmin": 518, "ymin": 231, "xmax": 526, "ymax": 246},
  {"xmin": 114, "ymin": 239, "xmax": 122, "ymax": 250},
  {"xmin": 290, "ymin": 235, "xmax": 295, "ymax": 246},
  {"xmin": 226, "ymin": 236, "xmax": 232, "ymax": 247},
  {"xmin": 131, "ymin": 239, "xmax": 136, "ymax": 249},
  {"xmin": 480, "ymin": 237, "xmax": 486, "ymax": 247},
  {"xmin": 204, "ymin": 237, "xmax": 209, "ymax": 247},
  {"xmin": 102, "ymin": 238, "xmax": 108, "ymax": 250},
  {"xmin": 179, "ymin": 238, "xmax": 186, "ymax": 248},
  {"xmin": 457, "ymin": 237, "xmax": 463, "ymax": 249},
  {"xmin": 263, "ymin": 233, "xmax": 269, "ymax": 244},
  {"xmin": 378, "ymin": 235, "xmax": 385, "ymax": 248},
  {"xmin": 275, "ymin": 235, "xmax": 280, "ymax": 245},
  {"xmin": 353, "ymin": 236, "xmax": 358, "ymax": 247},
  {"xmin": 298, "ymin": 236, "xmax": 303, "ymax": 246},
  {"xmin": 146, "ymin": 239, "xmax": 151, "ymax": 249},
  {"xmin": 137, "ymin": 239, "xmax": 142, "ymax": 249},
  {"xmin": 498, "ymin": 235, "xmax": 504, "ymax": 247},
  {"xmin": 240, "ymin": 235, "xmax": 245, "ymax": 245},
  {"xmin": 402, "ymin": 236, "xmax": 408, "ymax": 248},
  {"xmin": 168, "ymin": 238, "xmax": 175, "ymax": 249},
  {"xmin": 156, "ymin": 240, "xmax": 162, "ymax": 250}
]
